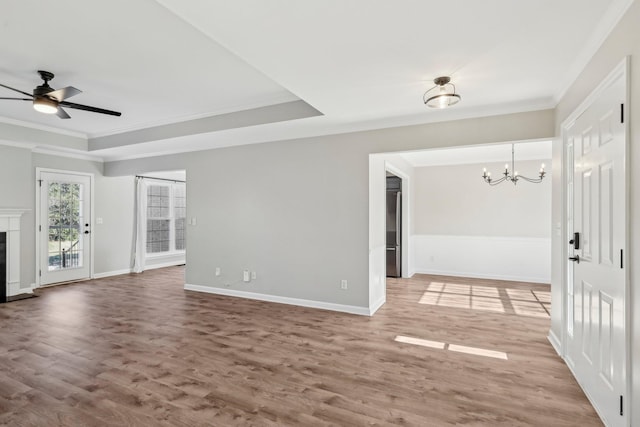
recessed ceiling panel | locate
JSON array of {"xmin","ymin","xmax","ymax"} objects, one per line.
[{"xmin": 0, "ymin": 0, "xmax": 298, "ymax": 136}]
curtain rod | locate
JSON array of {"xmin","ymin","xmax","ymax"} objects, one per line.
[{"xmin": 136, "ymin": 175, "xmax": 185, "ymax": 183}]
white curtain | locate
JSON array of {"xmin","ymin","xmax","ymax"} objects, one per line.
[{"xmin": 133, "ymin": 177, "xmax": 147, "ymax": 273}]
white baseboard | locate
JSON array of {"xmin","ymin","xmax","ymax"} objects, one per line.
[
  {"xmin": 7, "ymin": 281, "xmax": 22, "ymax": 296},
  {"xmin": 93, "ymin": 262, "xmax": 184, "ymax": 278},
  {"xmin": 184, "ymin": 283, "xmax": 371, "ymax": 316},
  {"xmin": 93, "ymin": 268, "xmax": 133, "ymax": 279},
  {"xmin": 8, "ymin": 283, "xmax": 36, "ymax": 296},
  {"xmin": 369, "ymin": 296, "xmax": 386, "ymax": 315},
  {"xmin": 145, "ymin": 260, "xmax": 185, "ymax": 270},
  {"xmin": 412, "ymin": 268, "xmax": 550, "ymax": 284},
  {"xmin": 548, "ymin": 330, "xmax": 562, "ymax": 357}
]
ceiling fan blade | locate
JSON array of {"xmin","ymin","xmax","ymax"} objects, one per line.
[
  {"xmin": 56, "ymin": 107, "xmax": 71, "ymax": 119},
  {"xmin": 60, "ymin": 100, "xmax": 121, "ymax": 117},
  {"xmin": 0, "ymin": 83, "xmax": 34, "ymax": 98},
  {"xmin": 0, "ymin": 97, "xmax": 32, "ymax": 101},
  {"xmin": 46, "ymin": 86, "xmax": 82, "ymax": 102}
]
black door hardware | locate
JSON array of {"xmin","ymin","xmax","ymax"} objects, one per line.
[{"xmin": 569, "ymin": 232, "xmax": 580, "ymax": 250}]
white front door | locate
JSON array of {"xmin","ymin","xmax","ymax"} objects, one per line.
[
  {"xmin": 565, "ymin": 73, "xmax": 626, "ymax": 426},
  {"xmin": 39, "ymin": 171, "xmax": 92, "ymax": 285}
]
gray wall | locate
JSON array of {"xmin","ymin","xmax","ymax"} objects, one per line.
[
  {"xmin": 552, "ymin": 0, "xmax": 640, "ymax": 421},
  {"xmin": 93, "ymin": 175, "xmax": 135, "ymax": 274},
  {"xmin": 414, "ymin": 160, "xmax": 551, "ymax": 237},
  {"xmin": 105, "ymin": 109, "xmax": 554, "ymax": 308},
  {"xmin": 0, "ymin": 146, "xmax": 135, "ymax": 287}
]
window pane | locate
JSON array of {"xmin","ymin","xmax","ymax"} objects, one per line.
[
  {"xmin": 47, "ymin": 181, "xmax": 83, "ymax": 271},
  {"xmin": 175, "ymin": 218, "xmax": 185, "ymax": 250},
  {"xmin": 173, "ymin": 184, "xmax": 186, "ymax": 251},
  {"xmin": 147, "ymin": 185, "xmax": 170, "ymax": 218},
  {"xmin": 146, "ymin": 219, "xmax": 170, "ymax": 253}
]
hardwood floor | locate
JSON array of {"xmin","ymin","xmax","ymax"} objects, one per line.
[{"xmin": 0, "ymin": 268, "xmax": 602, "ymax": 426}]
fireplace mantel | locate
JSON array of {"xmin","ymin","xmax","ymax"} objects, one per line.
[{"xmin": 0, "ymin": 208, "xmax": 30, "ymax": 297}]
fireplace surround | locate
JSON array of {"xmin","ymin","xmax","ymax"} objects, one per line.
[{"xmin": 0, "ymin": 209, "xmax": 29, "ymax": 301}]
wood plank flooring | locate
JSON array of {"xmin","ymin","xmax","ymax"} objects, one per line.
[{"xmin": 0, "ymin": 268, "xmax": 602, "ymax": 426}]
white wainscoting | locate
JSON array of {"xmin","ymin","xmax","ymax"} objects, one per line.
[{"xmin": 412, "ymin": 234, "xmax": 551, "ymax": 283}]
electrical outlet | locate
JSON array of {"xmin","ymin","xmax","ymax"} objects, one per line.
[
  {"xmin": 341, "ymin": 279, "xmax": 348, "ymax": 290},
  {"xmin": 251, "ymin": 271, "xmax": 257, "ymax": 280},
  {"xmin": 215, "ymin": 267, "xmax": 221, "ymax": 276},
  {"xmin": 243, "ymin": 270, "xmax": 250, "ymax": 282}
]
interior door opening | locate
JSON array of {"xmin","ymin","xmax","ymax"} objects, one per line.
[
  {"xmin": 386, "ymin": 173, "xmax": 402, "ymax": 278},
  {"xmin": 369, "ymin": 140, "xmax": 553, "ymax": 314}
]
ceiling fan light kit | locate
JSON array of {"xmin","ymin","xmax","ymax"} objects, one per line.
[
  {"xmin": 423, "ymin": 76, "xmax": 461, "ymax": 109},
  {"xmin": 0, "ymin": 70, "xmax": 121, "ymax": 119},
  {"xmin": 33, "ymin": 96, "xmax": 58, "ymax": 114}
]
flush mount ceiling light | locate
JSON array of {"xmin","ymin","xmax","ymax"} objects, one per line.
[
  {"xmin": 482, "ymin": 143, "xmax": 546, "ymax": 186},
  {"xmin": 423, "ymin": 76, "xmax": 461, "ymax": 109}
]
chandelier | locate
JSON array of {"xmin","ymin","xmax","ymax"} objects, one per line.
[
  {"xmin": 482, "ymin": 144, "xmax": 546, "ymax": 185},
  {"xmin": 423, "ymin": 76, "xmax": 461, "ymax": 109}
]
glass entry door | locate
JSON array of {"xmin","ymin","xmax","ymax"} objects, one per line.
[{"xmin": 39, "ymin": 171, "xmax": 92, "ymax": 285}]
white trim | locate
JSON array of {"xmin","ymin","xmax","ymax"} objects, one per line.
[
  {"xmin": 560, "ymin": 56, "xmax": 630, "ymax": 424},
  {"xmin": 553, "ymin": 0, "xmax": 635, "ymax": 104},
  {"xmin": 7, "ymin": 283, "xmax": 35, "ymax": 295},
  {"xmin": 145, "ymin": 250, "xmax": 186, "ymax": 260},
  {"xmin": 34, "ymin": 168, "xmax": 95, "ymax": 287},
  {"xmin": 0, "ymin": 139, "xmax": 103, "ymax": 163},
  {"xmin": 184, "ymin": 284, "xmax": 371, "ymax": 316},
  {"xmin": 0, "ymin": 116, "xmax": 87, "ymax": 138},
  {"xmin": 384, "ymin": 161, "xmax": 411, "ymax": 279},
  {"xmin": 0, "ymin": 208, "xmax": 30, "ymax": 217},
  {"xmin": 412, "ymin": 234, "xmax": 550, "ymax": 243},
  {"xmin": 564, "ymin": 360, "xmax": 610, "ymax": 427},
  {"xmin": 0, "ymin": 209, "xmax": 29, "ymax": 296},
  {"xmin": 560, "ymin": 57, "xmax": 628, "ymax": 129},
  {"xmin": 93, "ymin": 268, "xmax": 133, "ymax": 279},
  {"xmin": 32, "ymin": 147, "xmax": 104, "ymax": 163},
  {"xmin": 369, "ymin": 295, "xmax": 386, "ymax": 316},
  {"xmin": 548, "ymin": 330, "xmax": 562, "ymax": 357},
  {"xmin": 412, "ymin": 268, "xmax": 550, "ymax": 284},
  {"xmin": 145, "ymin": 260, "xmax": 185, "ymax": 271}
]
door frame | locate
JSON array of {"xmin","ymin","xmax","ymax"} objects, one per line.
[
  {"xmin": 385, "ymin": 162, "xmax": 411, "ymax": 279},
  {"xmin": 559, "ymin": 56, "xmax": 630, "ymax": 420},
  {"xmin": 35, "ymin": 168, "xmax": 95, "ymax": 287}
]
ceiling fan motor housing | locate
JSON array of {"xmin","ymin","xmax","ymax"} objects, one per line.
[{"xmin": 34, "ymin": 70, "xmax": 55, "ymax": 98}]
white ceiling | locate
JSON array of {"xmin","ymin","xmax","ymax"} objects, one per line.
[
  {"xmin": 398, "ymin": 140, "xmax": 552, "ymax": 167},
  {"xmin": 0, "ymin": 0, "xmax": 633, "ymax": 161}
]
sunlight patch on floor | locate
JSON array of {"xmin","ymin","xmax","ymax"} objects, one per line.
[
  {"xmin": 394, "ymin": 335, "xmax": 508, "ymax": 360},
  {"xmin": 418, "ymin": 282, "xmax": 550, "ymax": 318}
]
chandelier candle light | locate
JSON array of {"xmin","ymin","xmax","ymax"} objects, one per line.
[{"xmin": 482, "ymin": 144, "xmax": 546, "ymax": 186}]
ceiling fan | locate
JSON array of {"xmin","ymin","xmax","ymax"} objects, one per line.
[{"xmin": 0, "ymin": 70, "xmax": 121, "ymax": 119}]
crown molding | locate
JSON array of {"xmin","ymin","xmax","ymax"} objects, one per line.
[{"xmin": 0, "ymin": 115, "xmax": 87, "ymax": 139}]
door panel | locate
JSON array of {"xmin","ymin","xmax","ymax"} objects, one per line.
[
  {"xmin": 565, "ymin": 73, "xmax": 626, "ymax": 426},
  {"xmin": 39, "ymin": 172, "xmax": 92, "ymax": 285}
]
